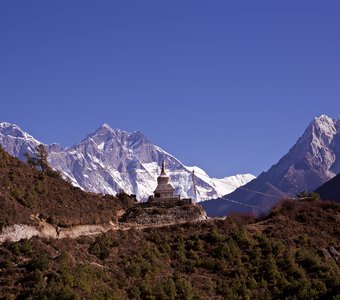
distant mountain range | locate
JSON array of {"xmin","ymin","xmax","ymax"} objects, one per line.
[
  {"xmin": 0, "ymin": 122, "xmax": 255, "ymax": 201},
  {"xmin": 201, "ymin": 115, "xmax": 340, "ymax": 216}
]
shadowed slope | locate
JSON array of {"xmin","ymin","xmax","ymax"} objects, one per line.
[{"xmin": 315, "ymin": 173, "xmax": 340, "ymax": 203}]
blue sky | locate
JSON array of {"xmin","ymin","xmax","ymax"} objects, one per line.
[{"xmin": 0, "ymin": 1, "xmax": 339, "ymax": 177}]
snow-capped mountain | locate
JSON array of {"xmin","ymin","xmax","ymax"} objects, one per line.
[
  {"xmin": 0, "ymin": 122, "xmax": 255, "ymax": 201},
  {"xmin": 0, "ymin": 122, "xmax": 40, "ymax": 160},
  {"xmin": 185, "ymin": 166, "xmax": 255, "ymax": 197},
  {"xmin": 201, "ymin": 114, "xmax": 340, "ymax": 216},
  {"xmin": 259, "ymin": 114, "xmax": 340, "ymax": 193}
]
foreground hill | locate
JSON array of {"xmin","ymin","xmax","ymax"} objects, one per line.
[
  {"xmin": 0, "ymin": 122, "xmax": 254, "ymax": 201},
  {"xmin": 1, "ymin": 198, "xmax": 339, "ymax": 299},
  {"xmin": 202, "ymin": 115, "xmax": 340, "ymax": 216},
  {"xmin": 0, "ymin": 145, "xmax": 134, "ymax": 228}
]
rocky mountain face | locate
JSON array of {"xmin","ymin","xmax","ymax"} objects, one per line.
[
  {"xmin": 0, "ymin": 122, "xmax": 254, "ymax": 201},
  {"xmin": 201, "ymin": 115, "xmax": 340, "ymax": 216}
]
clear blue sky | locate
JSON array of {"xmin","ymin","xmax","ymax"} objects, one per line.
[{"xmin": 0, "ymin": 1, "xmax": 339, "ymax": 177}]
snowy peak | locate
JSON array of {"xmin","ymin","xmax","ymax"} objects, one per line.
[
  {"xmin": 298, "ymin": 115, "xmax": 337, "ymax": 144},
  {"xmin": 0, "ymin": 122, "xmax": 38, "ymax": 142},
  {"xmin": 81, "ymin": 123, "xmax": 115, "ymax": 145},
  {"xmin": 310, "ymin": 115, "xmax": 337, "ymax": 146},
  {"xmin": 314, "ymin": 114, "xmax": 336, "ymax": 127},
  {"xmin": 85, "ymin": 124, "xmax": 150, "ymax": 152},
  {"xmin": 289, "ymin": 115, "xmax": 338, "ymax": 158},
  {"xmin": 0, "ymin": 122, "xmax": 41, "ymax": 160},
  {"xmin": 294, "ymin": 115, "xmax": 339, "ymax": 175},
  {"xmin": 94, "ymin": 123, "xmax": 115, "ymax": 136},
  {"xmin": 100, "ymin": 123, "xmax": 113, "ymax": 130}
]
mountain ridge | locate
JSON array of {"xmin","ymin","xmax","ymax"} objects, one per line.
[{"xmin": 0, "ymin": 122, "xmax": 254, "ymax": 201}]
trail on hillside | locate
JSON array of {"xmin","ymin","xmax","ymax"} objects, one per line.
[{"xmin": 0, "ymin": 214, "xmax": 203, "ymax": 243}]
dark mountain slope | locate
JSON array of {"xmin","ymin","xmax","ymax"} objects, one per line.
[
  {"xmin": 315, "ymin": 173, "xmax": 340, "ymax": 203},
  {"xmin": 0, "ymin": 145, "xmax": 134, "ymax": 227},
  {"xmin": 201, "ymin": 179, "xmax": 287, "ymax": 216}
]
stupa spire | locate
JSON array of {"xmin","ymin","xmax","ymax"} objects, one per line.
[{"xmin": 161, "ymin": 160, "xmax": 166, "ymax": 175}]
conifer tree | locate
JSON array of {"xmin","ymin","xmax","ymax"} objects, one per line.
[{"xmin": 24, "ymin": 144, "xmax": 51, "ymax": 173}]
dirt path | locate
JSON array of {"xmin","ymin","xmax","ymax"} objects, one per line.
[{"xmin": 0, "ymin": 216, "xmax": 205, "ymax": 243}]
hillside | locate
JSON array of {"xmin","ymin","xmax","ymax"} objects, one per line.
[
  {"xmin": 0, "ymin": 145, "xmax": 135, "ymax": 228},
  {"xmin": 0, "ymin": 198, "xmax": 339, "ymax": 299},
  {"xmin": 315, "ymin": 173, "xmax": 340, "ymax": 203}
]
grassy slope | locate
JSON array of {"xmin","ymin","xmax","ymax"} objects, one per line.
[{"xmin": 0, "ymin": 199, "xmax": 339, "ymax": 299}]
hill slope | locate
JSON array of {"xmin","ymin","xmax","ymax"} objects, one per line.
[
  {"xmin": 0, "ymin": 145, "xmax": 134, "ymax": 228},
  {"xmin": 0, "ymin": 198, "xmax": 339, "ymax": 299}
]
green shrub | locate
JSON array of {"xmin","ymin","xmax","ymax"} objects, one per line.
[
  {"xmin": 89, "ymin": 234, "xmax": 115, "ymax": 260},
  {"xmin": 205, "ymin": 229, "xmax": 224, "ymax": 243},
  {"xmin": 27, "ymin": 254, "xmax": 50, "ymax": 272}
]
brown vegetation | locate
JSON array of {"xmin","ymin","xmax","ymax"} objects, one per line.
[
  {"xmin": 0, "ymin": 146, "xmax": 135, "ymax": 228},
  {"xmin": 0, "ymin": 199, "xmax": 339, "ymax": 299},
  {"xmin": 0, "ymin": 145, "xmax": 339, "ymax": 299}
]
